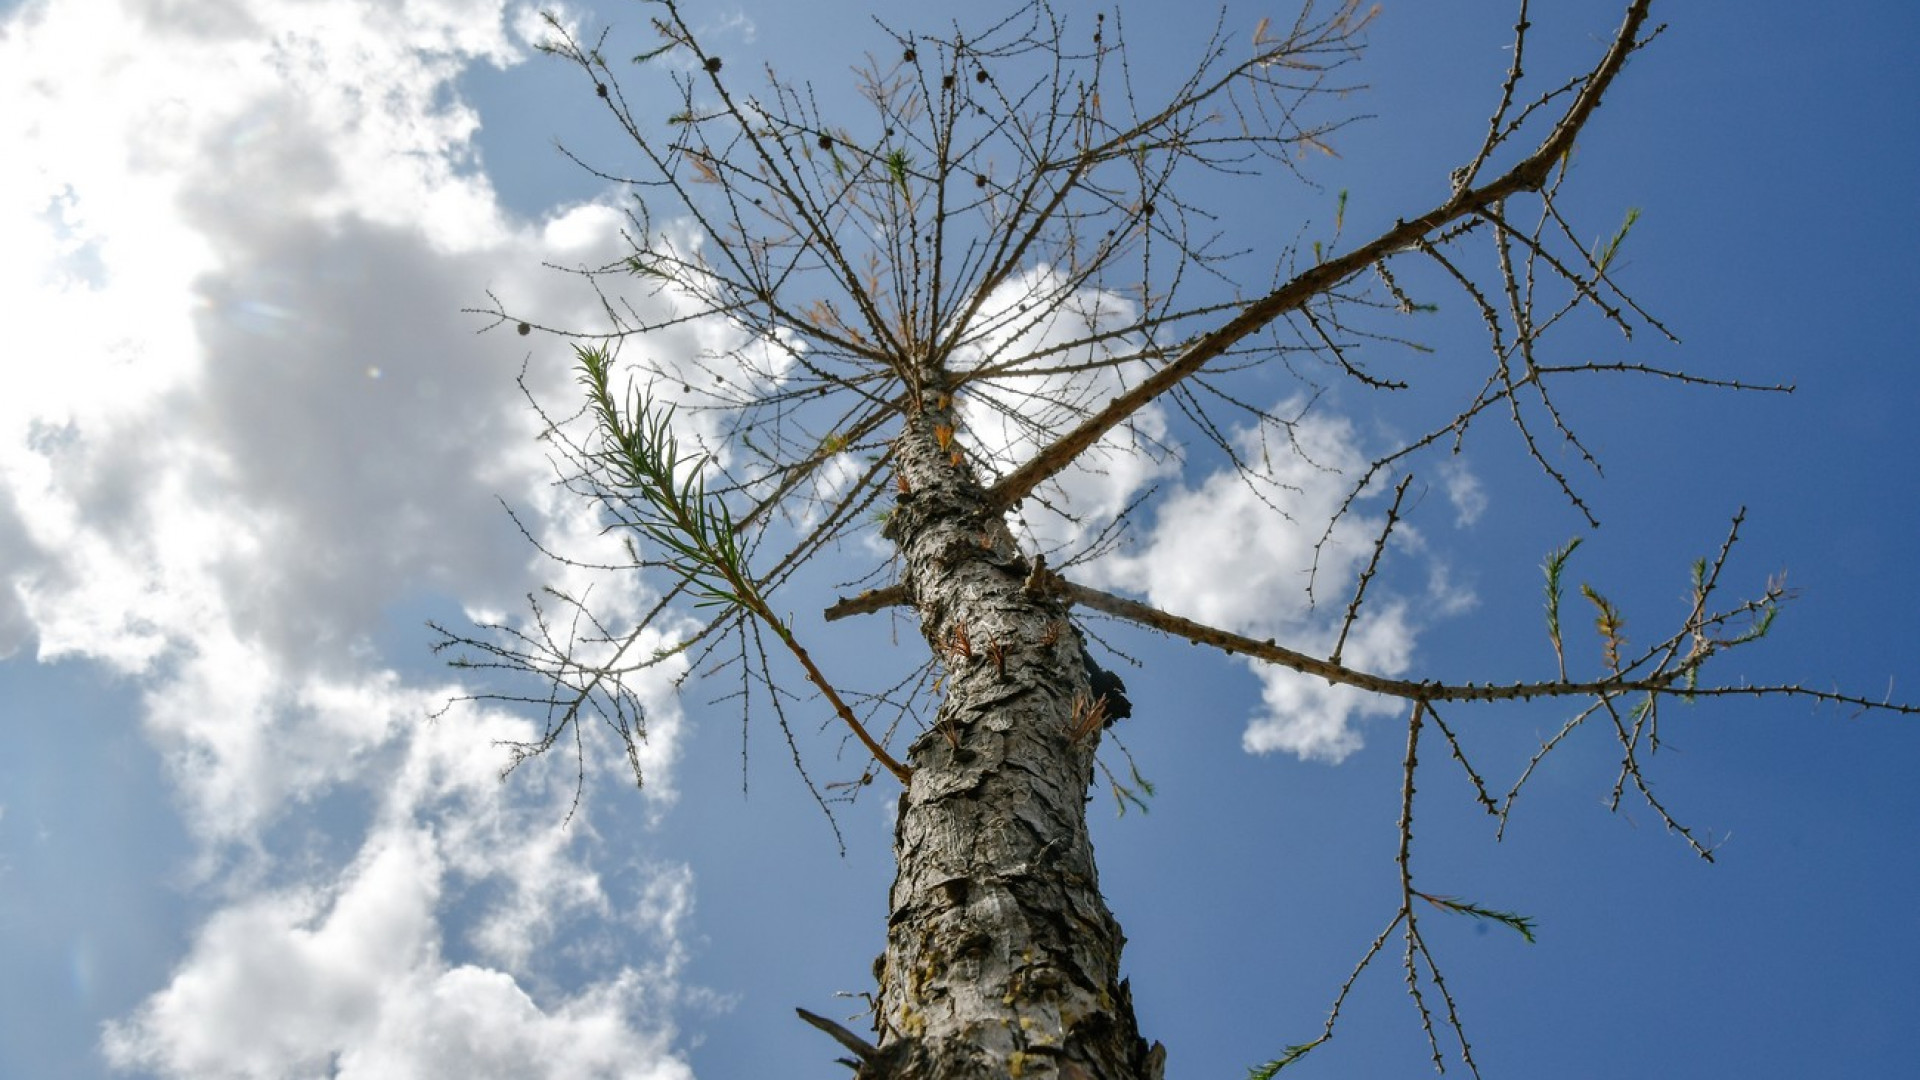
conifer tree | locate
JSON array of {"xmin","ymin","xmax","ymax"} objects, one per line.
[{"xmin": 441, "ymin": 2, "xmax": 1917, "ymax": 1075}]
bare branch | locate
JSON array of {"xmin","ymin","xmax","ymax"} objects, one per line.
[
  {"xmin": 988, "ymin": 0, "xmax": 1658, "ymax": 511},
  {"xmin": 1052, "ymin": 572, "xmax": 1920, "ymax": 717}
]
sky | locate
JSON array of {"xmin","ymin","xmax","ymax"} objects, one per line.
[{"xmin": 1, "ymin": 0, "xmax": 1917, "ymax": 1078}]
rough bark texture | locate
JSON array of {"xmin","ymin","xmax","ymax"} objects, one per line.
[{"xmin": 864, "ymin": 388, "xmax": 1164, "ymax": 1080}]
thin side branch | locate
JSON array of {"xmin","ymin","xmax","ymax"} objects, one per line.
[{"xmin": 1053, "ymin": 574, "xmax": 1919, "ymax": 715}]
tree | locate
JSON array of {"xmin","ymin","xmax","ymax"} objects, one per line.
[{"xmin": 439, "ymin": 1, "xmax": 1916, "ymax": 1076}]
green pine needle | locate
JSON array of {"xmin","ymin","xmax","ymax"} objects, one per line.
[
  {"xmin": 575, "ymin": 345, "xmax": 746, "ymax": 611},
  {"xmin": 1736, "ymin": 602, "xmax": 1779, "ymax": 645},
  {"xmin": 1595, "ymin": 206, "xmax": 1641, "ymax": 272},
  {"xmin": 1418, "ymin": 892, "xmax": 1539, "ymax": 944},
  {"xmin": 886, "ymin": 148, "xmax": 913, "ymax": 199},
  {"xmin": 1543, "ymin": 536, "xmax": 1583, "ymax": 676},
  {"xmin": 1247, "ymin": 1037, "xmax": 1327, "ymax": 1079},
  {"xmin": 1110, "ymin": 762, "xmax": 1156, "ymax": 817}
]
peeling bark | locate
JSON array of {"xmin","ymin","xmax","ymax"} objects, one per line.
[{"xmin": 864, "ymin": 391, "xmax": 1163, "ymax": 1080}]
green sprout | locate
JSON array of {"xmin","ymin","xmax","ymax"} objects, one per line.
[
  {"xmin": 1595, "ymin": 206, "xmax": 1641, "ymax": 273},
  {"xmin": 1543, "ymin": 536, "xmax": 1583, "ymax": 679},
  {"xmin": 575, "ymin": 345, "xmax": 911, "ymax": 780}
]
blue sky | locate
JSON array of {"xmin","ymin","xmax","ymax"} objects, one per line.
[{"xmin": 2, "ymin": 1, "xmax": 1916, "ymax": 1078}]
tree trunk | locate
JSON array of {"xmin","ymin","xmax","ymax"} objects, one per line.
[{"xmin": 863, "ymin": 394, "xmax": 1164, "ymax": 1080}]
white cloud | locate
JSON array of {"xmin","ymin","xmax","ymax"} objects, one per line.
[
  {"xmin": 1092, "ymin": 403, "xmax": 1465, "ymax": 762},
  {"xmin": 0, "ymin": 0, "xmax": 693, "ymax": 800},
  {"xmin": 102, "ymin": 822, "xmax": 695, "ymax": 1080},
  {"xmin": 1241, "ymin": 602, "xmax": 1414, "ymax": 761},
  {"xmin": 334, "ymin": 966, "xmax": 693, "ymax": 1080},
  {"xmin": 103, "ymin": 828, "xmax": 446, "ymax": 1076},
  {"xmin": 509, "ymin": 2, "xmax": 579, "ymax": 51},
  {"xmin": 2, "ymin": 0, "xmax": 704, "ymax": 1073},
  {"xmin": 1438, "ymin": 456, "xmax": 1488, "ymax": 527}
]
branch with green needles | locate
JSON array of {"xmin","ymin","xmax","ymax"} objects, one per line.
[{"xmin": 577, "ymin": 345, "xmax": 912, "ymax": 784}]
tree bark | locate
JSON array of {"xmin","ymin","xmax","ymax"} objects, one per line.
[{"xmin": 865, "ymin": 390, "xmax": 1163, "ymax": 1080}]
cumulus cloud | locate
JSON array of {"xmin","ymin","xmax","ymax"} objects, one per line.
[
  {"xmin": 1242, "ymin": 601, "xmax": 1413, "ymax": 761},
  {"xmin": 2, "ymin": 0, "xmax": 702, "ymax": 1074},
  {"xmin": 102, "ymin": 819, "xmax": 695, "ymax": 1080},
  {"xmin": 1091, "ymin": 403, "xmax": 1469, "ymax": 762}
]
